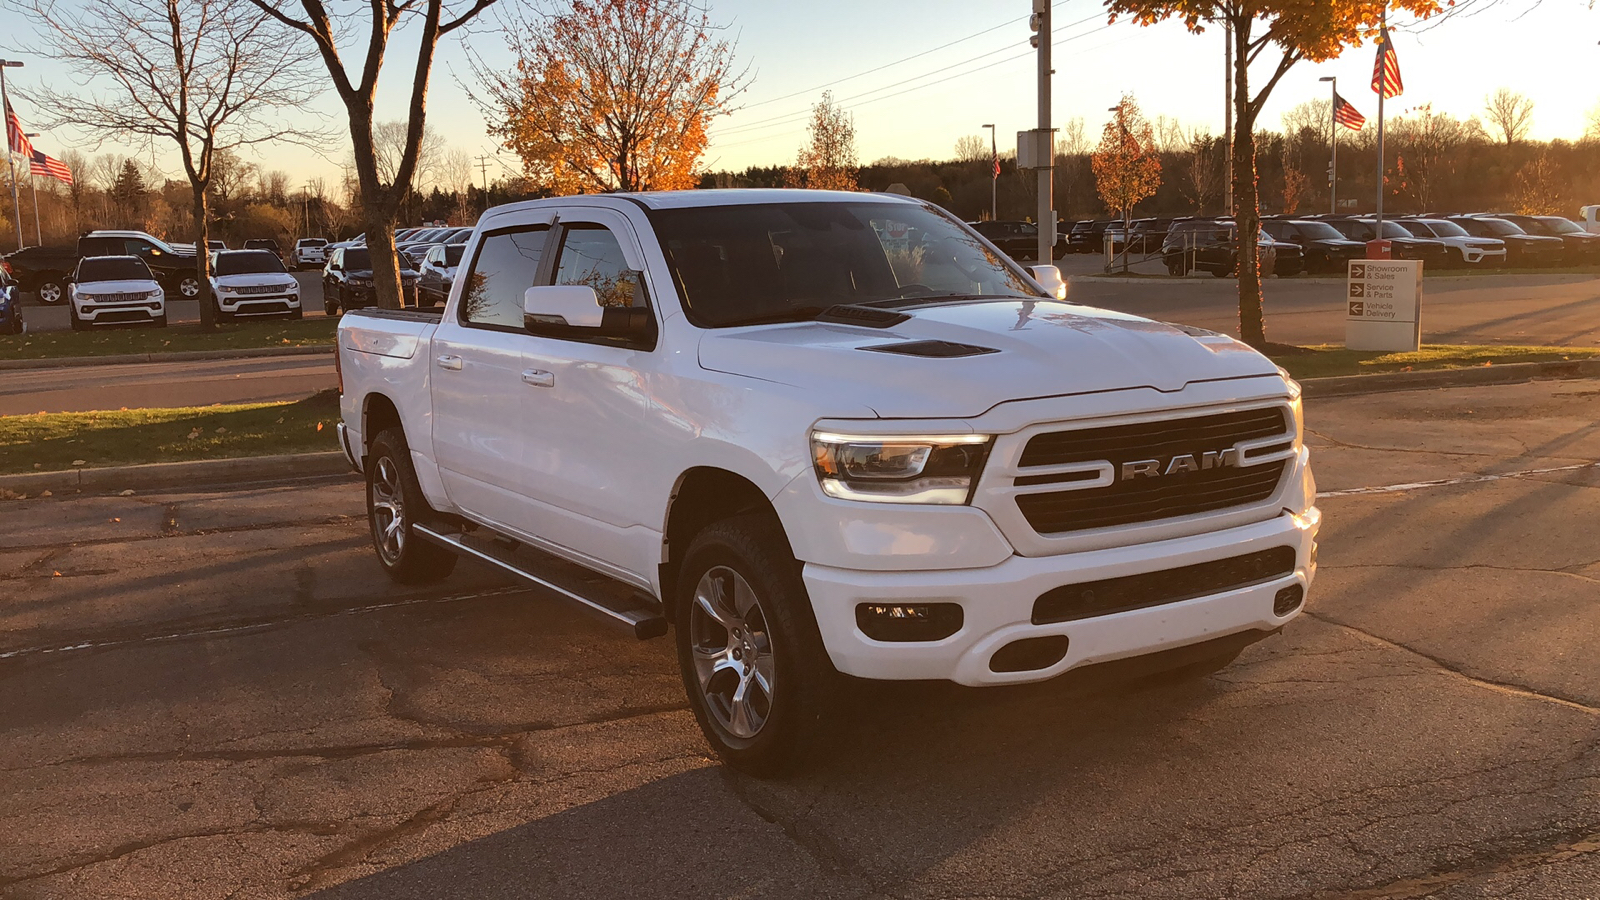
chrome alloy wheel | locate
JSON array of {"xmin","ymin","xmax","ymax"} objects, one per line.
[
  {"xmin": 178, "ymin": 276, "xmax": 201, "ymax": 298},
  {"xmin": 37, "ymin": 282, "xmax": 62, "ymax": 304},
  {"xmin": 690, "ymin": 566, "xmax": 775, "ymax": 739},
  {"xmin": 369, "ymin": 455, "xmax": 407, "ymax": 564}
]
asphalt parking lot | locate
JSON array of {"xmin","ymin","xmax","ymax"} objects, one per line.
[
  {"xmin": 2, "ymin": 378, "xmax": 1597, "ymax": 899},
  {"xmin": 14, "ymin": 271, "xmax": 331, "ymax": 332}
]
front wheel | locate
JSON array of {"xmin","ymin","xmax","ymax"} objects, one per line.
[
  {"xmin": 68, "ymin": 306, "xmax": 86, "ymax": 331},
  {"xmin": 176, "ymin": 275, "xmax": 202, "ymax": 299},
  {"xmin": 367, "ymin": 428, "xmax": 457, "ymax": 585},
  {"xmin": 675, "ymin": 513, "xmax": 837, "ymax": 776},
  {"xmin": 34, "ymin": 277, "xmax": 66, "ymax": 305}
]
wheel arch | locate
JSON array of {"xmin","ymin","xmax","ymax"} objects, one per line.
[
  {"xmin": 361, "ymin": 392, "xmax": 404, "ymax": 458},
  {"xmin": 659, "ymin": 466, "xmax": 789, "ymax": 619}
]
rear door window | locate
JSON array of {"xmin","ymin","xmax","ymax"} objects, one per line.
[
  {"xmin": 552, "ymin": 224, "xmax": 645, "ymax": 309},
  {"xmin": 459, "ymin": 227, "xmax": 552, "ymax": 329}
]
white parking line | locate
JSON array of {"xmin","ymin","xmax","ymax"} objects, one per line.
[{"xmin": 1318, "ymin": 462, "xmax": 1600, "ymax": 498}]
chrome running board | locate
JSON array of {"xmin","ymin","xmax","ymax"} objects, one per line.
[{"xmin": 413, "ymin": 523, "xmax": 668, "ymax": 640}]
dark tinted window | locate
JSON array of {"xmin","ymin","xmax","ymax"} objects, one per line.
[
  {"xmin": 444, "ymin": 245, "xmax": 466, "ymax": 266},
  {"xmin": 1477, "ymin": 218, "xmax": 1524, "ymax": 236},
  {"xmin": 79, "ymin": 256, "xmax": 153, "ymax": 281},
  {"xmin": 651, "ymin": 202, "xmax": 1041, "ymax": 328},
  {"xmin": 1396, "ymin": 221, "xmax": 1432, "ymax": 237},
  {"xmin": 344, "ymin": 249, "xmax": 371, "ymax": 270},
  {"xmin": 459, "ymin": 227, "xmax": 550, "ymax": 328},
  {"xmin": 298, "ymin": 238, "xmax": 327, "ymax": 247},
  {"xmin": 215, "ymin": 251, "xmax": 287, "ymax": 276},
  {"xmin": 1538, "ymin": 217, "xmax": 1583, "ymax": 235}
]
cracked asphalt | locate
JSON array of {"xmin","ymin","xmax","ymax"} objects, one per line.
[{"xmin": 1, "ymin": 378, "xmax": 1598, "ymax": 899}]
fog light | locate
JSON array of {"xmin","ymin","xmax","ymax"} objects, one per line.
[
  {"xmin": 1274, "ymin": 585, "xmax": 1305, "ymax": 616},
  {"xmin": 855, "ymin": 603, "xmax": 962, "ymax": 642}
]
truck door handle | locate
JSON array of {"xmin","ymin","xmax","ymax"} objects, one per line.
[
  {"xmin": 521, "ymin": 369, "xmax": 554, "ymax": 388},
  {"xmin": 436, "ymin": 355, "xmax": 462, "ymax": 371}
]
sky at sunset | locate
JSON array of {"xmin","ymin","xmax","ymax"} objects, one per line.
[{"xmin": 3, "ymin": 0, "xmax": 1593, "ymax": 192}]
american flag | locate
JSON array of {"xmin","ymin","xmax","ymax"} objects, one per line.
[
  {"xmin": 4, "ymin": 99, "xmax": 32, "ymax": 158},
  {"xmin": 1371, "ymin": 27, "xmax": 1403, "ymax": 99},
  {"xmin": 1333, "ymin": 93, "xmax": 1367, "ymax": 131},
  {"xmin": 29, "ymin": 148, "xmax": 73, "ymax": 185},
  {"xmin": 991, "ymin": 149, "xmax": 1000, "ymax": 179}
]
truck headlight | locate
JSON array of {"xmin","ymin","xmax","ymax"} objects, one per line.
[
  {"xmin": 1277, "ymin": 366, "xmax": 1304, "ymax": 445},
  {"xmin": 810, "ymin": 431, "xmax": 991, "ymax": 505}
]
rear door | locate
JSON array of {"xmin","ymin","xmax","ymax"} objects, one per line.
[{"xmin": 429, "ymin": 214, "xmax": 556, "ymax": 529}]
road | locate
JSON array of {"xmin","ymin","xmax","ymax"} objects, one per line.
[
  {"xmin": 2, "ymin": 379, "xmax": 1597, "ymax": 899},
  {"xmin": 8, "ymin": 266, "xmax": 1600, "ymax": 413},
  {"xmin": 0, "ymin": 355, "xmax": 336, "ymax": 415}
]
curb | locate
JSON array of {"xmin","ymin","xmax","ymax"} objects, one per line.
[
  {"xmin": 0, "ymin": 344, "xmax": 335, "ymax": 371},
  {"xmin": 2, "ymin": 361, "xmax": 1596, "ymax": 497},
  {"xmin": 0, "ymin": 451, "xmax": 353, "ymax": 496},
  {"xmin": 1301, "ymin": 358, "xmax": 1600, "ymax": 397}
]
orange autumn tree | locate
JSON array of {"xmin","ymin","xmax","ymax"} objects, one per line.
[
  {"xmin": 1104, "ymin": 0, "xmax": 1444, "ymax": 347},
  {"xmin": 1092, "ymin": 95, "xmax": 1162, "ymax": 239},
  {"xmin": 474, "ymin": 0, "xmax": 745, "ymax": 194}
]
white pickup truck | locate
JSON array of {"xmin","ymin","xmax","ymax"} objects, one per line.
[{"xmin": 336, "ymin": 189, "xmax": 1319, "ymax": 774}]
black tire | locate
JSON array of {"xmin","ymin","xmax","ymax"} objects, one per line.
[
  {"xmin": 68, "ymin": 306, "xmax": 86, "ymax": 331},
  {"xmin": 675, "ymin": 512, "xmax": 837, "ymax": 776},
  {"xmin": 33, "ymin": 276, "xmax": 67, "ymax": 305},
  {"xmin": 289, "ymin": 306, "xmax": 304, "ymax": 320},
  {"xmin": 175, "ymin": 274, "xmax": 202, "ymax": 300},
  {"xmin": 213, "ymin": 295, "xmax": 235, "ymax": 324},
  {"xmin": 151, "ymin": 314, "xmax": 168, "ymax": 328},
  {"xmin": 1211, "ymin": 266, "xmax": 1231, "ymax": 278},
  {"xmin": 366, "ymin": 427, "xmax": 458, "ymax": 585}
]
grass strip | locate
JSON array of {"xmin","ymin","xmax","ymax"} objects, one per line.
[
  {"xmin": 0, "ymin": 390, "xmax": 340, "ymax": 475},
  {"xmin": 0, "ymin": 317, "xmax": 336, "ymax": 361},
  {"xmin": 1271, "ymin": 344, "xmax": 1600, "ymax": 380}
]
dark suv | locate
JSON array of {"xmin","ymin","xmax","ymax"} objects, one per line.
[
  {"xmin": 1446, "ymin": 217, "xmax": 1566, "ymax": 267},
  {"xmin": 1485, "ymin": 214, "xmax": 1600, "ymax": 265},
  {"xmin": 322, "ymin": 246, "xmax": 419, "ymax": 314},
  {"xmin": 1260, "ymin": 219, "xmax": 1366, "ymax": 274},
  {"xmin": 1160, "ymin": 219, "xmax": 1282, "ymax": 277},
  {"xmin": 969, "ymin": 220, "xmax": 1068, "ymax": 261}
]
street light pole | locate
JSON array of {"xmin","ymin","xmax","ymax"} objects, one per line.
[
  {"xmin": 983, "ymin": 123, "xmax": 996, "ymax": 221},
  {"xmin": 1033, "ymin": 0, "xmax": 1054, "ymax": 265},
  {"xmin": 1319, "ymin": 76, "xmax": 1337, "ymax": 214},
  {"xmin": 0, "ymin": 59, "xmax": 25, "ymax": 251}
]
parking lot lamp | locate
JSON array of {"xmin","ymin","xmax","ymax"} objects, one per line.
[
  {"xmin": 1319, "ymin": 76, "xmax": 1336, "ymax": 214},
  {"xmin": 1, "ymin": 59, "xmax": 24, "ymax": 250}
]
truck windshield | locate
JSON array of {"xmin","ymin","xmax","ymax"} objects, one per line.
[
  {"xmin": 649, "ymin": 202, "xmax": 1045, "ymax": 328},
  {"xmin": 215, "ymin": 251, "xmax": 286, "ymax": 276},
  {"xmin": 78, "ymin": 257, "xmax": 152, "ymax": 282}
]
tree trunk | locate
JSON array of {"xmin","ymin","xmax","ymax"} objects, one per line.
[
  {"xmin": 1232, "ymin": 18, "xmax": 1266, "ymax": 348},
  {"xmin": 348, "ymin": 117, "xmax": 405, "ymax": 310},
  {"xmin": 193, "ymin": 184, "xmax": 216, "ymax": 332}
]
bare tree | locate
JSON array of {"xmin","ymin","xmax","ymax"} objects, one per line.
[
  {"xmin": 13, "ymin": 0, "xmax": 323, "ymax": 329},
  {"xmin": 1281, "ymin": 99, "xmax": 1332, "ymax": 152},
  {"xmin": 1484, "ymin": 88, "xmax": 1534, "ymax": 146},
  {"xmin": 249, "ymin": 0, "xmax": 503, "ymax": 310},
  {"xmin": 1183, "ymin": 130, "xmax": 1223, "ymax": 213},
  {"xmin": 471, "ymin": 0, "xmax": 745, "ymax": 196},
  {"xmin": 1058, "ymin": 117, "xmax": 1089, "ymax": 156},
  {"xmin": 792, "ymin": 91, "xmax": 858, "ymax": 191},
  {"xmin": 953, "ymin": 134, "xmax": 988, "ymax": 164},
  {"xmin": 1391, "ymin": 104, "xmax": 1468, "ymax": 211}
]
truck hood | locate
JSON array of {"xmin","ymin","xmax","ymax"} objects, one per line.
[
  {"xmin": 74, "ymin": 278, "xmax": 161, "ymax": 295},
  {"xmin": 697, "ymin": 300, "xmax": 1280, "ymax": 419}
]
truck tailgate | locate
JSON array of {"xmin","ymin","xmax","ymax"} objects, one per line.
[{"xmin": 340, "ymin": 308, "xmax": 442, "ymax": 359}]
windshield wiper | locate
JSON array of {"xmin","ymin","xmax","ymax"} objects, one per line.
[{"xmin": 856, "ymin": 293, "xmax": 1041, "ymax": 310}]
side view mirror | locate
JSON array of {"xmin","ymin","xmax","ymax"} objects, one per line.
[
  {"xmin": 524, "ymin": 285, "xmax": 604, "ymax": 327},
  {"xmin": 1029, "ymin": 264, "xmax": 1067, "ymax": 301}
]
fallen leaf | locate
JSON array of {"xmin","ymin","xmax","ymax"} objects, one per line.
[
  {"xmin": 215, "ymin": 426, "xmax": 228, "ymax": 434},
  {"xmin": 316, "ymin": 422, "xmax": 324, "ymax": 432},
  {"xmin": 39, "ymin": 490, "xmax": 52, "ymax": 497},
  {"xmin": 71, "ymin": 460, "xmax": 86, "ymax": 466},
  {"xmin": 187, "ymin": 429, "xmax": 201, "ymax": 440},
  {"xmin": 33, "ymin": 463, "xmax": 41, "ymax": 469},
  {"xmin": 119, "ymin": 490, "xmax": 135, "ymax": 496},
  {"xmin": 52, "ymin": 571, "xmax": 61, "ymax": 577},
  {"xmin": 275, "ymin": 417, "xmax": 284, "ymax": 424},
  {"xmin": 110, "ymin": 517, "xmax": 121, "ymax": 523}
]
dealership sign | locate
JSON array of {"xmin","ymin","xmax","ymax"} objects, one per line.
[{"xmin": 1346, "ymin": 260, "xmax": 1422, "ymax": 352}]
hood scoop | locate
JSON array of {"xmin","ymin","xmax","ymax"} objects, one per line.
[
  {"xmin": 816, "ymin": 304, "xmax": 910, "ymax": 328},
  {"xmin": 861, "ymin": 340, "xmax": 1000, "ymax": 358}
]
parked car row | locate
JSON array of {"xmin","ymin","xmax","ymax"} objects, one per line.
[{"xmin": 966, "ymin": 220, "xmax": 1069, "ymax": 261}]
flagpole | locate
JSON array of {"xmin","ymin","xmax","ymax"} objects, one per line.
[
  {"xmin": 1375, "ymin": 6, "xmax": 1386, "ymax": 231},
  {"xmin": 0, "ymin": 61, "xmax": 24, "ymax": 250},
  {"xmin": 1321, "ymin": 77, "xmax": 1338, "ymax": 214},
  {"xmin": 29, "ymin": 163, "xmax": 41, "ymax": 246}
]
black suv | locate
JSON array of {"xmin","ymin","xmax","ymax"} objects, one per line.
[
  {"xmin": 1318, "ymin": 218, "xmax": 1449, "ymax": 268},
  {"xmin": 322, "ymin": 246, "xmax": 419, "ymax": 314},
  {"xmin": 1065, "ymin": 220, "xmax": 1111, "ymax": 254},
  {"xmin": 969, "ymin": 220, "xmax": 1068, "ymax": 261},
  {"xmin": 1160, "ymin": 219, "xmax": 1283, "ymax": 277},
  {"xmin": 1125, "ymin": 218, "xmax": 1173, "ymax": 255},
  {"xmin": 1260, "ymin": 219, "xmax": 1366, "ymax": 274},
  {"xmin": 1484, "ymin": 214, "xmax": 1600, "ymax": 265}
]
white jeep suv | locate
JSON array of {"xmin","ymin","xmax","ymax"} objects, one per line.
[
  {"xmin": 69, "ymin": 255, "xmax": 165, "ymax": 330},
  {"xmin": 210, "ymin": 250, "xmax": 302, "ymax": 321}
]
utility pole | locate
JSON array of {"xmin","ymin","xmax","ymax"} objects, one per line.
[
  {"xmin": 983, "ymin": 123, "xmax": 997, "ymax": 222},
  {"xmin": 1320, "ymin": 76, "xmax": 1337, "ymax": 214},
  {"xmin": 1031, "ymin": 0, "xmax": 1054, "ymax": 265},
  {"xmin": 0, "ymin": 59, "xmax": 25, "ymax": 250},
  {"xmin": 1375, "ymin": 6, "xmax": 1387, "ymax": 232},
  {"xmin": 1222, "ymin": 26, "xmax": 1233, "ymax": 216},
  {"xmin": 476, "ymin": 154, "xmax": 491, "ymax": 211}
]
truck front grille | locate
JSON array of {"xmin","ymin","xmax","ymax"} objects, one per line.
[
  {"xmin": 1014, "ymin": 407, "xmax": 1289, "ymax": 535},
  {"xmin": 1032, "ymin": 545, "xmax": 1298, "ymax": 624}
]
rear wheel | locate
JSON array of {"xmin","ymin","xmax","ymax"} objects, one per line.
[
  {"xmin": 34, "ymin": 277, "xmax": 66, "ymax": 305},
  {"xmin": 175, "ymin": 275, "xmax": 202, "ymax": 299},
  {"xmin": 675, "ymin": 513, "xmax": 837, "ymax": 776},
  {"xmin": 367, "ymin": 428, "xmax": 458, "ymax": 585}
]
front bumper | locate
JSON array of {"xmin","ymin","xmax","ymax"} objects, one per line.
[
  {"xmin": 218, "ymin": 293, "xmax": 301, "ymax": 316},
  {"xmin": 803, "ymin": 506, "xmax": 1319, "ymax": 686},
  {"xmin": 76, "ymin": 301, "xmax": 163, "ymax": 323}
]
